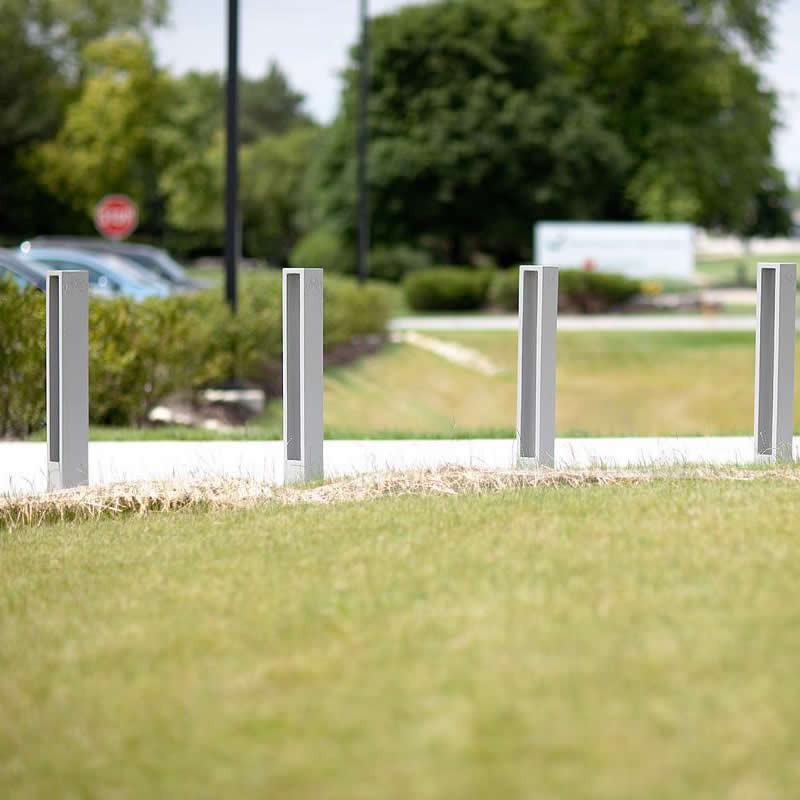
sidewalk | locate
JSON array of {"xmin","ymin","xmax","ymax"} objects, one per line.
[
  {"xmin": 390, "ymin": 314, "xmax": 759, "ymax": 332},
  {"xmin": 1, "ymin": 437, "xmax": 792, "ymax": 496}
]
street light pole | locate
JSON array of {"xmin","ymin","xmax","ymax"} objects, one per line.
[
  {"xmin": 225, "ymin": 0, "xmax": 240, "ymax": 312},
  {"xmin": 357, "ymin": 0, "xmax": 370, "ymax": 284}
]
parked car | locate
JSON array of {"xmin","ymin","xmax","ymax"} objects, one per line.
[
  {"xmin": 91, "ymin": 252, "xmax": 173, "ymax": 294},
  {"xmin": 19, "ymin": 247, "xmax": 170, "ymax": 301},
  {"xmin": 24, "ymin": 237, "xmax": 209, "ymax": 289},
  {"xmin": 0, "ymin": 248, "xmax": 48, "ymax": 291}
]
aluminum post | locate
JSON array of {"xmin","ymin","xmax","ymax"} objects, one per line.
[
  {"xmin": 283, "ymin": 268, "xmax": 323, "ymax": 484},
  {"xmin": 755, "ymin": 262, "xmax": 796, "ymax": 463},
  {"xmin": 47, "ymin": 270, "xmax": 89, "ymax": 490},
  {"xmin": 515, "ymin": 265, "xmax": 558, "ymax": 468}
]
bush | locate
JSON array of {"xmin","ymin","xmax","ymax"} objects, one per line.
[
  {"xmin": 0, "ymin": 272, "xmax": 389, "ymax": 434},
  {"xmin": 0, "ymin": 278, "xmax": 45, "ymax": 437},
  {"xmin": 558, "ymin": 270, "xmax": 642, "ymax": 313},
  {"xmin": 290, "ymin": 228, "xmax": 354, "ymax": 273},
  {"xmin": 492, "ymin": 269, "xmax": 642, "ymax": 313},
  {"xmin": 292, "ymin": 232, "xmax": 432, "ymax": 284},
  {"xmin": 404, "ymin": 267, "xmax": 491, "ymax": 312},
  {"xmin": 368, "ymin": 246, "xmax": 432, "ymax": 283},
  {"xmin": 491, "ymin": 270, "xmax": 521, "ymax": 311}
]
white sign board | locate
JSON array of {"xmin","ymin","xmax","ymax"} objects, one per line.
[{"xmin": 534, "ymin": 222, "xmax": 695, "ymax": 279}]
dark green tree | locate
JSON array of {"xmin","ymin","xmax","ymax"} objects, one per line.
[
  {"xmin": 521, "ymin": 0, "xmax": 787, "ymax": 233},
  {"xmin": 315, "ymin": 0, "xmax": 629, "ymax": 264},
  {"xmin": 0, "ymin": 0, "xmax": 169, "ymax": 240},
  {"xmin": 161, "ymin": 63, "xmax": 317, "ymax": 259},
  {"xmin": 240, "ymin": 62, "xmax": 313, "ymax": 144},
  {"xmin": 315, "ymin": 0, "xmax": 788, "ymax": 265}
]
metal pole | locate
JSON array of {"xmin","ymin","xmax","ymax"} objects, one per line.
[
  {"xmin": 225, "ymin": 0, "xmax": 240, "ymax": 312},
  {"xmin": 515, "ymin": 265, "xmax": 559, "ymax": 468},
  {"xmin": 754, "ymin": 262, "xmax": 796, "ymax": 463},
  {"xmin": 283, "ymin": 269, "xmax": 324, "ymax": 485},
  {"xmin": 47, "ymin": 271, "xmax": 89, "ymax": 491},
  {"xmin": 356, "ymin": 0, "xmax": 370, "ymax": 284}
]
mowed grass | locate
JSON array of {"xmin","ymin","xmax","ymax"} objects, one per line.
[
  {"xmin": 3, "ymin": 478, "xmax": 800, "ymax": 797},
  {"xmin": 72, "ymin": 330, "xmax": 800, "ymax": 439},
  {"xmin": 696, "ymin": 252, "xmax": 800, "ymax": 286},
  {"xmin": 255, "ymin": 330, "xmax": 800, "ymax": 437}
]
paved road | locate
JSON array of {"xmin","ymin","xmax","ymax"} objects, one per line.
[
  {"xmin": 390, "ymin": 314, "xmax": 760, "ymax": 332},
  {"xmin": 1, "ymin": 437, "xmax": 792, "ymax": 496}
]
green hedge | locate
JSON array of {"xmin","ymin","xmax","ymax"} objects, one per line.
[
  {"xmin": 289, "ymin": 228, "xmax": 354, "ymax": 274},
  {"xmin": 0, "ymin": 279, "xmax": 46, "ymax": 437},
  {"xmin": 492, "ymin": 269, "xmax": 642, "ymax": 313},
  {"xmin": 291, "ymin": 230, "xmax": 432, "ymax": 284},
  {"xmin": 0, "ymin": 272, "xmax": 388, "ymax": 434},
  {"xmin": 404, "ymin": 268, "xmax": 492, "ymax": 311},
  {"xmin": 368, "ymin": 246, "xmax": 432, "ymax": 283}
]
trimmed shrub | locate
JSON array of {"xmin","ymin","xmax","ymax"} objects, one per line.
[
  {"xmin": 368, "ymin": 246, "xmax": 432, "ymax": 283},
  {"xmin": 0, "ymin": 278, "xmax": 46, "ymax": 437},
  {"xmin": 404, "ymin": 268, "xmax": 492, "ymax": 312},
  {"xmin": 559, "ymin": 270, "xmax": 642, "ymax": 313},
  {"xmin": 289, "ymin": 228, "xmax": 354, "ymax": 273},
  {"xmin": 492, "ymin": 269, "xmax": 642, "ymax": 313},
  {"xmin": 0, "ymin": 272, "xmax": 389, "ymax": 434},
  {"xmin": 491, "ymin": 269, "xmax": 521, "ymax": 311}
]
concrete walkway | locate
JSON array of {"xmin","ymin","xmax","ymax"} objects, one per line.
[
  {"xmin": 390, "ymin": 314, "xmax": 760, "ymax": 332},
  {"xmin": 2, "ymin": 437, "xmax": 794, "ymax": 496}
]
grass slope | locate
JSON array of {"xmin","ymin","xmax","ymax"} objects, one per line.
[
  {"xmin": 696, "ymin": 252, "xmax": 800, "ymax": 286},
  {"xmin": 70, "ymin": 330, "xmax": 800, "ymax": 440},
  {"xmin": 264, "ymin": 330, "xmax": 799, "ymax": 437},
  {"xmin": 2, "ymin": 478, "xmax": 800, "ymax": 797}
]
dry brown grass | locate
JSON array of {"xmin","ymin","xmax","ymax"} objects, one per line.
[{"xmin": 3, "ymin": 464, "xmax": 800, "ymax": 530}]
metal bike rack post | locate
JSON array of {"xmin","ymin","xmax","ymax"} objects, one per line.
[
  {"xmin": 515, "ymin": 265, "xmax": 558, "ymax": 468},
  {"xmin": 47, "ymin": 270, "xmax": 89, "ymax": 490},
  {"xmin": 283, "ymin": 268, "xmax": 323, "ymax": 485},
  {"xmin": 754, "ymin": 262, "xmax": 797, "ymax": 463}
]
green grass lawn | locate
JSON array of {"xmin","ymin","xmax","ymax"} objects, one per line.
[
  {"xmin": 696, "ymin": 252, "xmax": 800, "ymax": 286},
  {"xmin": 65, "ymin": 330, "xmax": 800, "ymax": 440},
  {"xmin": 256, "ymin": 330, "xmax": 799, "ymax": 438},
  {"xmin": 3, "ymin": 477, "xmax": 800, "ymax": 797}
]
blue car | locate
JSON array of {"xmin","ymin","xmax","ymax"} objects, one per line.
[
  {"xmin": 25, "ymin": 236, "xmax": 210, "ymax": 289},
  {"xmin": 19, "ymin": 247, "xmax": 170, "ymax": 301},
  {"xmin": 0, "ymin": 248, "xmax": 48, "ymax": 291}
]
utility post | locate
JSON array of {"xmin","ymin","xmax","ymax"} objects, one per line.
[
  {"xmin": 754, "ymin": 262, "xmax": 797, "ymax": 463},
  {"xmin": 47, "ymin": 271, "xmax": 89, "ymax": 491},
  {"xmin": 515, "ymin": 266, "xmax": 559, "ymax": 469},
  {"xmin": 356, "ymin": 0, "xmax": 370, "ymax": 284},
  {"xmin": 224, "ymin": 0, "xmax": 240, "ymax": 312}
]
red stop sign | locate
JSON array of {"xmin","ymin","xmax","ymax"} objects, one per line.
[{"xmin": 94, "ymin": 195, "xmax": 138, "ymax": 240}]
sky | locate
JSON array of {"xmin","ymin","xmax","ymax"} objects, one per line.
[{"xmin": 153, "ymin": 0, "xmax": 800, "ymax": 181}]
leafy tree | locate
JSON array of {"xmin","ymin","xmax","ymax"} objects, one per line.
[
  {"xmin": 241, "ymin": 127, "xmax": 319, "ymax": 263},
  {"xmin": 316, "ymin": 0, "xmax": 788, "ymax": 265},
  {"xmin": 35, "ymin": 35, "xmax": 172, "ymax": 227},
  {"xmin": 19, "ymin": 0, "xmax": 167, "ymax": 76},
  {"xmin": 0, "ymin": 5, "xmax": 63, "ymax": 152},
  {"xmin": 520, "ymin": 0, "xmax": 787, "ymax": 234},
  {"xmin": 161, "ymin": 63, "xmax": 317, "ymax": 259},
  {"xmin": 165, "ymin": 61, "xmax": 312, "ymax": 148},
  {"xmin": 0, "ymin": 0, "xmax": 169, "ymax": 239},
  {"xmin": 315, "ymin": 0, "xmax": 629, "ymax": 264},
  {"xmin": 156, "ymin": 71, "xmax": 225, "ymax": 250},
  {"xmin": 162, "ymin": 125, "xmax": 318, "ymax": 263},
  {"xmin": 240, "ymin": 62, "xmax": 313, "ymax": 144}
]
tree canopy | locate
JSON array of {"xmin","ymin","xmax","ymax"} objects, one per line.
[
  {"xmin": 0, "ymin": 0, "xmax": 790, "ymax": 263},
  {"xmin": 313, "ymin": 0, "xmax": 789, "ymax": 264}
]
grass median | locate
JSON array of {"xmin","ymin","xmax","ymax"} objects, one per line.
[
  {"xmin": 30, "ymin": 329, "xmax": 799, "ymax": 441},
  {"xmin": 2, "ymin": 474, "xmax": 800, "ymax": 797},
  {"xmin": 258, "ymin": 329, "xmax": 798, "ymax": 438}
]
